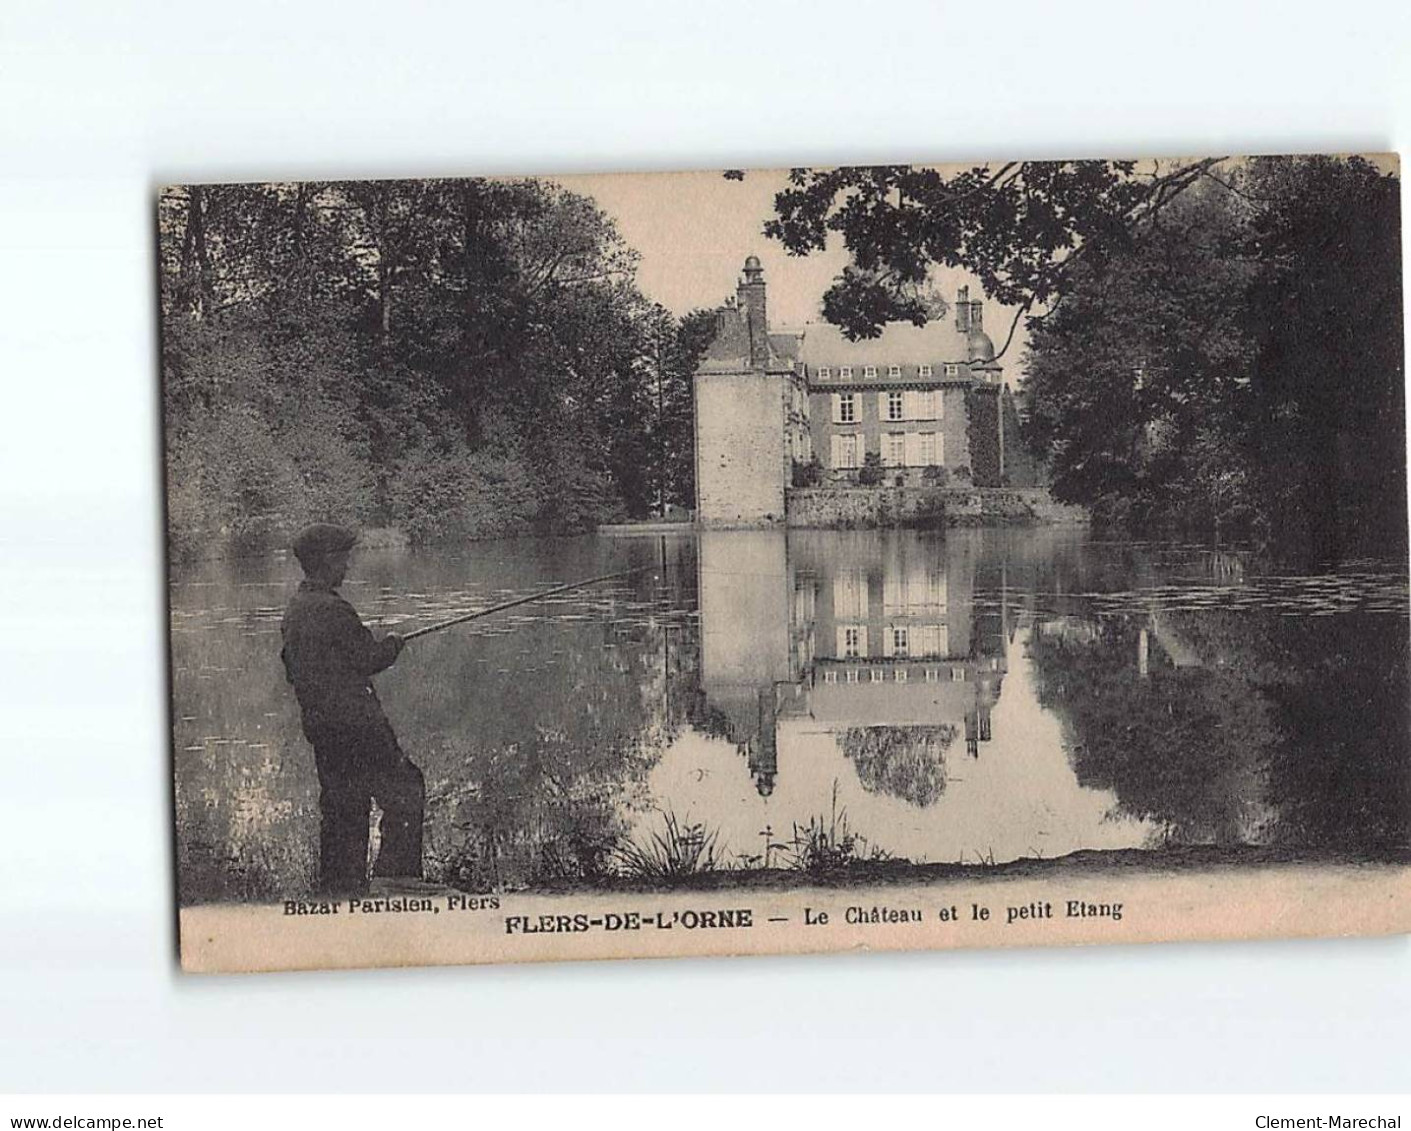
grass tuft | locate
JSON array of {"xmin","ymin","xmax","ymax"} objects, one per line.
[
  {"xmin": 784, "ymin": 781, "xmax": 891, "ymax": 872},
  {"xmin": 614, "ymin": 811, "xmax": 722, "ymax": 879}
]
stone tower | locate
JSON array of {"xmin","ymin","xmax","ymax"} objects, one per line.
[{"xmin": 693, "ymin": 257, "xmax": 802, "ymax": 526}]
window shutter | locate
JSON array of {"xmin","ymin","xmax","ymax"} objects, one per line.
[
  {"xmin": 929, "ymin": 572, "xmax": 947, "ymax": 610},
  {"xmin": 832, "ymin": 575, "xmax": 850, "ymax": 617},
  {"xmin": 877, "ymin": 392, "xmax": 888, "ymax": 418},
  {"xmin": 904, "ymin": 432, "xmax": 922, "ymax": 467},
  {"xmin": 916, "ymin": 625, "xmax": 938, "ymax": 656},
  {"xmin": 831, "ymin": 393, "xmax": 842, "ymax": 424},
  {"xmin": 935, "ymin": 433, "xmax": 945, "ymax": 466},
  {"xmin": 829, "ymin": 435, "xmax": 843, "ymax": 469}
]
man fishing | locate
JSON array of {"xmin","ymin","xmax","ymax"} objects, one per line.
[{"xmin": 281, "ymin": 523, "xmax": 425, "ymax": 896}]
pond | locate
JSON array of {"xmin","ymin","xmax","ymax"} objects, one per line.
[{"xmin": 169, "ymin": 527, "xmax": 1411, "ymax": 902}]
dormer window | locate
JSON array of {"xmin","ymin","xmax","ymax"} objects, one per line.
[
  {"xmin": 919, "ymin": 364, "xmax": 933, "ymax": 378},
  {"xmin": 863, "ymin": 365, "xmax": 877, "ymax": 378},
  {"xmin": 944, "ymin": 363, "xmax": 959, "ymax": 377},
  {"xmin": 839, "ymin": 366, "xmax": 853, "ymax": 379},
  {"xmin": 887, "ymin": 365, "xmax": 900, "ymax": 378},
  {"xmin": 817, "ymin": 366, "xmax": 831, "ymax": 379}
]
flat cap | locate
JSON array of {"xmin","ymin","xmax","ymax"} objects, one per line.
[{"xmin": 291, "ymin": 523, "xmax": 358, "ymax": 567}]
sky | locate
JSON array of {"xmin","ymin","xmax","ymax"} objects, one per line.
[
  {"xmin": 555, "ymin": 168, "xmax": 847, "ymax": 324},
  {"xmin": 552, "ymin": 166, "xmax": 1028, "ymax": 374}
]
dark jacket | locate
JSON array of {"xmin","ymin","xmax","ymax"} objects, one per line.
[{"xmin": 281, "ymin": 579, "xmax": 400, "ymax": 732}]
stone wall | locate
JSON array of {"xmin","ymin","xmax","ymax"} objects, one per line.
[
  {"xmin": 786, "ymin": 485, "xmax": 948, "ymax": 528},
  {"xmin": 785, "ymin": 485, "xmax": 1089, "ymax": 528},
  {"xmin": 695, "ymin": 372, "xmax": 787, "ymax": 526},
  {"xmin": 1009, "ymin": 487, "xmax": 1089, "ymax": 525}
]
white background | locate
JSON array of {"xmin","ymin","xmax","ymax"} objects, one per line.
[{"xmin": 1, "ymin": 0, "xmax": 1409, "ymax": 1094}]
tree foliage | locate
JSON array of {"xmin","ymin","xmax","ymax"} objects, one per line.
[
  {"xmin": 160, "ymin": 178, "xmax": 706, "ymax": 556},
  {"xmin": 964, "ymin": 388, "xmax": 1003, "ymax": 487},
  {"xmin": 1019, "ymin": 157, "xmax": 1403, "ymax": 555},
  {"xmin": 1021, "ymin": 180, "xmax": 1260, "ymax": 532},
  {"xmin": 1242, "ymin": 156, "xmax": 1406, "ymax": 560},
  {"xmin": 760, "ymin": 159, "xmax": 1222, "ymax": 345}
]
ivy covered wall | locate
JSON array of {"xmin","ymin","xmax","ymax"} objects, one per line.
[{"xmin": 965, "ymin": 388, "xmax": 1002, "ymax": 487}]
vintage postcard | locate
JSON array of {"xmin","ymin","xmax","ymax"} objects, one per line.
[{"xmin": 161, "ymin": 156, "xmax": 1410, "ymax": 973}]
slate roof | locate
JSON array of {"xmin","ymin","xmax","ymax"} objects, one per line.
[
  {"xmin": 794, "ymin": 319, "xmax": 978, "ymax": 368},
  {"xmin": 698, "ymin": 305, "xmax": 802, "ymax": 373}
]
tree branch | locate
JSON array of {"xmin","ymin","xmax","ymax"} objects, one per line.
[
  {"xmin": 1199, "ymin": 167, "xmax": 1271, "ymax": 204},
  {"xmin": 991, "ymin": 298, "xmax": 1033, "ymax": 364},
  {"xmin": 927, "ymin": 161, "xmax": 1019, "ymax": 206}
]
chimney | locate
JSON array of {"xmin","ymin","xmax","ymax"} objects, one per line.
[
  {"xmin": 970, "ymin": 301, "xmax": 983, "ymax": 331},
  {"xmin": 738, "ymin": 255, "xmax": 768, "ymax": 369},
  {"xmin": 956, "ymin": 286, "xmax": 970, "ymax": 332}
]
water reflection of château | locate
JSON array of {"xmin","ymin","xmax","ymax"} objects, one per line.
[{"xmin": 697, "ymin": 529, "xmax": 1012, "ymax": 798}]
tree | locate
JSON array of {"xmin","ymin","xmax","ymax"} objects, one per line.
[
  {"xmin": 857, "ymin": 451, "xmax": 885, "ymax": 486},
  {"xmin": 1243, "ymin": 156, "xmax": 1406, "ymax": 560},
  {"xmin": 1020, "ymin": 180, "xmax": 1259, "ymax": 534},
  {"xmin": 658, "ymin": 308, "xmax": 718, "ymax": 509},
  {"xmin": 752, "ymin": 159, "xmax": 1225, "ymax": 349},
  {"xmin": 1017, "ymin": 156, "xmax": 1404, "ymax": 554},
  {"xmin": 158, "ymin": 176, "xmax": 689, "ymax": 550}
]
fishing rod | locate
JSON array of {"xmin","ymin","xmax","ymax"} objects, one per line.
[{"xmin": 400, "ymin": 566, "xmax": 654, "ymax": 642}]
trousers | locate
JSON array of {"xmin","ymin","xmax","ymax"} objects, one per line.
[{"xmin": 305, "ymin": 717, "xmax": 425, "ymax": 895}]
